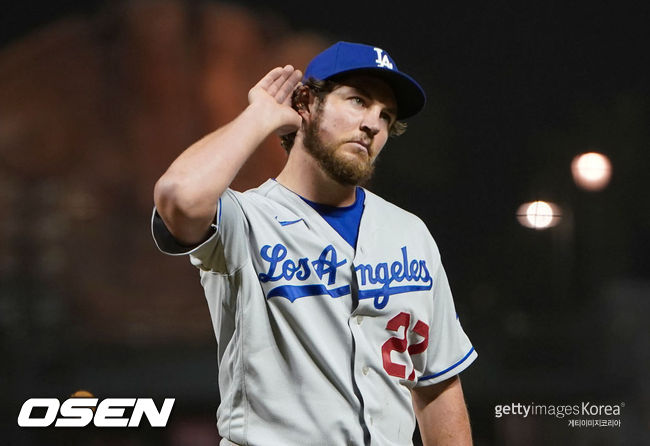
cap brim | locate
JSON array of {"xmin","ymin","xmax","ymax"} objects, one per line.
[{"xmin": 327, "ymin": 68, "xmax": 426, "ymax": 119}]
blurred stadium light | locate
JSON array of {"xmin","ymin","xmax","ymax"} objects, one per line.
[
  {"xmin": 571, "ymin": 152, "xmax": 612, "ymax": 191},
  {"xmin": 516, "ymin": 200, "xmax": 562, "ymax": 229}
]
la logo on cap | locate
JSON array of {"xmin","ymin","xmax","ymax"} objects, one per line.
[{"xmin": 373, "ymin": 48, "xmax": 393, "ymax": 69}]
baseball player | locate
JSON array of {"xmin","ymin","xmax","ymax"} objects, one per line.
[{"xmin": 152, "ymin": 41, "xmax": 477, "ymax": 445}]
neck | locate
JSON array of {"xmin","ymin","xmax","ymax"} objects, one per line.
[{"xmin": 276, "ymin": 143, "xmax": 357, "ymax": 207}]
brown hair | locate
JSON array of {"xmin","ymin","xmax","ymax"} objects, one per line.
[{"xmin": 280, "ymin": 77, "xmax": 407, "ymax": 152}]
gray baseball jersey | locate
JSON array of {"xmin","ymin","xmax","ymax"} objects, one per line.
[{"xmin": 152, "ymin": 179, "xmax": 477, "ymax": 445}]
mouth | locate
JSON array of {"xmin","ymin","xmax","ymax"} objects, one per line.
[{"xmin": 348, "ymin": 140, "xmax": 371, "ymax": 154}]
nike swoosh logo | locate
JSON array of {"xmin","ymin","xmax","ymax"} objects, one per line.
[{"xmin": 275, "ymin": 217, "xmax": 304, "ymax": 226}]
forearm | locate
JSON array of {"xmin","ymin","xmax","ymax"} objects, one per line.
[
  {"xmin": 153, "ymin": 65, "xmax": 302, "ymax": 244},
  {"xmin": 411, "ymin": 376, "xmax": 472, "ymax": 446}
]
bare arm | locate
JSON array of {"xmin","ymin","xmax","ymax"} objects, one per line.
[
  {"xmin": 153, "ymin": 65, "xmax": 303, "ymax": 245},
  {"xmin": 411, "ymin": 376, "xmax": 473, "ymax": 446}
]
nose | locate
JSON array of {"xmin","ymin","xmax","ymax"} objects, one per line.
[
  {"xmin": 360, "ymin": 123, "xmax": 379, "ymax": 138},
  {"xmin": 360, "ymin": 110, "xmax": 382, "ymax": 138}
]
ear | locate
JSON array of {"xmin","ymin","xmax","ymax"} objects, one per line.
[{"xmin": 293, "ymin": 85, "xmax": 316, "ymax": 121}]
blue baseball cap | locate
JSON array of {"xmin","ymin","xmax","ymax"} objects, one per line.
[{"xmin": 303, "ymin": 41, "xmax": 426, "ymax": 119}]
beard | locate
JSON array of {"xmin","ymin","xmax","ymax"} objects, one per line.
[{"xmin": 302, "ymin": 113, "xmax": 375, "ymax": 186}]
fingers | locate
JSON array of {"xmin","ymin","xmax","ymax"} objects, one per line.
[
  {"xmin": 266, "ymin": 66, "xmax": 292, "ymax": 97},
  {"xmin": 254, "ymin": 65, "xmax": 302, "ymax": 101},
  {"xmin": 276, "ymin": 69, "xmax": 303, "ymax": 104},
  {"xmin": 253, "ymin": 66, "xmax": 286, "ymax": 91},
  {"xmin": 267, "ymin": 65, "xmax": 299, "ymax": 98}
]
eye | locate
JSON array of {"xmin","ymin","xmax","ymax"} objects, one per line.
[
  {"xmin": 380, "ymin": 112, "xmax": 395, "ymax": 126},
  {"xmin": 350, "ymin": 96, "xmax": 366, "ymax": 106}
]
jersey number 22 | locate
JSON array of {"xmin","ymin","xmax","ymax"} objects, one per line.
[{"xmin": 381, "ymin": 312, "xmax": 429, "ymax": 381}]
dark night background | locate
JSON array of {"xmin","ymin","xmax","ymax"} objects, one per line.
[{"xmin": 1, "ymin": 1, "xmax": 648, "ymax": 445}]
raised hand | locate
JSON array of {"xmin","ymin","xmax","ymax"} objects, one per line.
[{"xmin": 248, "ymin": 65, "xmax": 303, "ymax": 136}]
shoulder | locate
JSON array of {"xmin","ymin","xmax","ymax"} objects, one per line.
[
  {"xmin": 226, "ymin": 179, "xmax": 283, "ymax": 207},
  {"xmin": 362, "ymin": 189, "xmax": 444, "ymax": 268},
  {"xmin": 225, "ymin": 180, "xmax": 305, "ymax": 224},
  {"xmin": 363, "ymin": 189, "xmax": 432, "ymax": 234},
  {"xmin": 363, "ymin": 189, "xmax": 442, "ymax": 260}
]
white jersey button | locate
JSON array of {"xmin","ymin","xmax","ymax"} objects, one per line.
[
  {"xmin": 356, "ymin": 315, "xmax": 364, "ymax": 325},
  {"xmin": 362, "ymin": 366, "xmax": 370, "ymax": 375}
]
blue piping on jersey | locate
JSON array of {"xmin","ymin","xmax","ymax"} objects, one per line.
[
  {"xmin": 266, "ymin": 284, "xmax": 351, "ymax": 302},
  {"xmin": 217, "ymin": 197, "xmax": 222, "ymax": 228},
  {"xmin": 417, "ymin": 347, "xmax": 475, "ymax": 381}
]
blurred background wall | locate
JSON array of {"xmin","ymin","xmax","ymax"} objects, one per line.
[{"xmin": 1, "ymin": 1, "xmax": 648, "ymax": 445}]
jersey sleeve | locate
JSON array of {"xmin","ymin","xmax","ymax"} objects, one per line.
[
  {"xmin": 416, "ymin": 259, "xmax": 477, "ymax": 386},
  {"xmin": 150, "ymin": 188, "xmax": 250, "ymax": 274}
]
